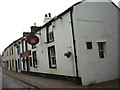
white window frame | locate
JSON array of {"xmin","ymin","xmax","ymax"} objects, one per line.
[
  {"xmin": 97, "ymin": 42, "xmax": 106, "ymax": 58},
  {"xmin": 48, "ymin": 46, "xmax": 57, "ymax": 68},
  {"xmin": 47, "ymin": 24, "xmax": 54, "ymax": 42}
]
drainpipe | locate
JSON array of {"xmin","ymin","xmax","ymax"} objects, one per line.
[{"xmin": 70, "ymin": 7, "xmax": 82, "ymax": 85}]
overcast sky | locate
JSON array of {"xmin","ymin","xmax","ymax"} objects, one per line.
[{"xmin": 0, "ymin": 0, "xmax": 119, "ymax": 54}]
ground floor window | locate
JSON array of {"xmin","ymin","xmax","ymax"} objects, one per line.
[
  {"xmin": 22, "ymin": 58, "xmax": 26, "ymax": 70},
  {"xmin": 18, "ymin": 59, "xmax": 21, "ymax": 69},
  {"xmin": 48, "ymin": 45, "xmax": 57, "ymax": 69},
  {"xmin": 12, "ymin": 59, "xmax": 14, "ymax": 67},
  {"xmin": 32, "ymin": 51, "xmax": 38, "ymax": 68},
  {"xmin": 29, "ymin": 57, "xmax": 32, "ymax": 67},
  {"xmin": 86, "ymin": 42, "xmax": 93, "ymax": 49}
]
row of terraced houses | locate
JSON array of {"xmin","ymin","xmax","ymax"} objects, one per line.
[{"xmin": 1, "ymin": 0, "xmax": 119, "ymax": 85}]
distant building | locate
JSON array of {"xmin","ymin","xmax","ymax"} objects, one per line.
[{"xmin": 2, "ymin": 32, "xmax": 30, "ymax": 72}]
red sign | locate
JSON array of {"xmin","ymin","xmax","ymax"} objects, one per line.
[
  {"xmin": 27, "ymin": 34, "xmax": 39, "ymax": 45},
  {"xmin": 20, "ymin": 51, "xmax": 31, "ymax": 57}
]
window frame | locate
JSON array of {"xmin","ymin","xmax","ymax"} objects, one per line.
[
  {"xmin": 22, "ymin": 41, "xmax": 24, "ymax": 53},
  {"xmin": 46, "ymin": 23, "xmax": 54, "ymax": 43},
  {"xmin": 48, "ymin": 45, "xmax": 57, "ymax": 69},
  {"xmin": 25, "ymin": 40, "xmax": 28, "ymax": 51},
  {"xmin": 97, "ymin": 42, "xmax": 106, "ymax": 59},
  {"xmin": 32, "ymin": 51, "xmax": 38, "ymax": 68},
  {"xmin": 18, "ymin": 59, "xmax": 21, "ymax": 69},
  {"xmin": 22, "ymin": 58, "xmax": 26, "ymax": 70},
  {"xmin": 29, "ymin": 57, "xmax": 32, "ymax": 67},
  {"xmin": 86, "ymin": 42, "xmax": 93, "ymax": 49},
  {"xmin": 17, "ymin": 45, "xmax": 20, "ymax": 55}
]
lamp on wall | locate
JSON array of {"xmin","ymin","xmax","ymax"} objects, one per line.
[
  {"xmin": 64, "ymin": 52, "xmax": 72, "ymax": 58},
  {"xmin": 64, "ymin": 46, "xmax": 72, "ymax": 58}
]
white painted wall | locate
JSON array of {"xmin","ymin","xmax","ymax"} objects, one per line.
[
  {"xmin": 72, "ymin": 2, "xmax": 118, "ymax": 85},
  {"xmin": 4, "ymin": 44, "xmax": 16, "ymax": 71},
  {"xmin": 32, "ymin": 12, "xmax": 76, "ymax": 76},
  {"xmin": 19, "ymin": 38, "xmax": 32, "ymax": 71}
]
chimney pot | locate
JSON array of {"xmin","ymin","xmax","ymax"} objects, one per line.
[
  {"xmin": 34, "ymin": 23, "xmax": 36, "ymax": 26},
  {"xmin": 45, "ymin": 14, "xmax": 47, "ymax": 17},
  {"xmin": 48, "ymin": 13, "xmax": 51, "ymax": 17}
]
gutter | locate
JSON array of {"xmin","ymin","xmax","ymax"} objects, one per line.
[{"xmin": 70, "ymin": 7, "xmax": 82, "ymax": 85}]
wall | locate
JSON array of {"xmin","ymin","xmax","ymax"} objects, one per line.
[
  {"xmin": 19, "ymin": 38, "xmax": 32, "ymax": 72},
  {"xmin": 73, "ymin": 2, "xmax": 118, "ymax": 85},
  {"xmin": 31, "ymin": 12, "xmax": 76, "ymax": 77}
]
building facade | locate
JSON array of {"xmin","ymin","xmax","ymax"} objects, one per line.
[
  {"xmin": 3, "ymin": 42, "xmax": 16, "ymax": 71},
  {"xmin": 2, "ymin": 1, "xmax": 119, "ymax": 85},
  {"xmin": 30, "ymin": 1, "xmax": 119, "ymax": 85}
]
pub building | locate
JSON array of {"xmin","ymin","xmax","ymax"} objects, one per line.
[{"xmin": 2, "ymin": 1, "xmax": 119, "ymax": 85}]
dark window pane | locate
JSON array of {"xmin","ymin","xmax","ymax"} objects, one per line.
[
  {"xmin": 29, "ymin": 57, "xmax": 32, "ymax": 67},
  {"xmin": 18, "ymin": 59, "xmax": 21, "ymax": 69},
  {"xmin": 32, "ymin": 51, "xmax": 37, "ymax": 67},
  {"xmin": 23, "ymin": 60, "xmax": 26, "ymax": 70},
  {"xmin": 46, "ymin": 23, "xmax": 54, "ymax": 43},
  {"xmin": 99, "ymin": 51, "xmax": 104, "ymax": 58},
  {"xmin": 86, "ymin": 42, "xmax": 92, "ymax": 49},
  {"xmin": 48, "ymin": 46, "xmax": 57, "ymax": 68},
  {"xmin": 98, "ymin": 43, "xmax": 104, "ymax": 50},
  {"xmin": 97, "ymin": 42, "xmax": 105, "ymax": 58}
]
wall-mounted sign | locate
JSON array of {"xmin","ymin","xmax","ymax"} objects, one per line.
[
  {"xmin": 20, "ymin": 50, "xmax": 31, "ymax": 57},
  {"xmin": 27, "ymin": 34, "xmax": 39, "ymax": 45}
]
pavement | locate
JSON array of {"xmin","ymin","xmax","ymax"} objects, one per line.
[{"xmin": 2, "ymin": 68, "xmax": 119, "ymax": 88}]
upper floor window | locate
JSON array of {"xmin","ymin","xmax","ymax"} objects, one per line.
[
  {"xmin": 86, "ymin": 42, "xmax": 93, "ymax": 49},
  {"xmin": 22, "ymin": 41, "xmax": 24, "ymax": 53},
  {"xmin": 17, "ymin": 45, "xmax": 20, "ymax": 55},
  {"xmin": 11, "ymin": 47, "xmax": 13, "ymax": 55},
  {"xmin": 97, "ymin": 42, "xmax": 106, "ymax": 58},
  {"xmin": 46, "ymin": 23, "xmax": 54, "ymax": 43},
  {"xmin": 7, "ymin": 50, "xmax": 9, "ymax": 56},
  {"xmin": 25, "ymin": 40, "xmax": 28, "ymax": 51}
]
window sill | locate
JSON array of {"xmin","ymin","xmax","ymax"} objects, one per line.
[
  {"xmin": 33, "ymin": 66, "xmax": 38, "ymax": 68},
  {"xmin": 49, "ymin": 67, "xmax": 57, "ymax": 69},
  {"xmin": 45, "ymin": 40, "xmax": 54, "ymax": 44}
]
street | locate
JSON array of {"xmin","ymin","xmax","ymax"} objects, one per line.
[
  {"xmin": 2, "ymin": 74, "xmax": 35, "ymax": 89},
  {"xmin": 1, "ymin": 67, "xmax": 119, "ymax": 89},
  {"xmin": 1, "ymin": 67, "xmax": 39, "ymax": 89}
]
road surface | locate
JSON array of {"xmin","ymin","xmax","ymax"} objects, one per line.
[{"xmin": 1, "ymin": 68, "xmax": 39, "ymax": 89}]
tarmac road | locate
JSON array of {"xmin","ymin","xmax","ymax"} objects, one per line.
[{"xmin": 2, "ymin": 69, "xmax": 38, "ymax": 89}]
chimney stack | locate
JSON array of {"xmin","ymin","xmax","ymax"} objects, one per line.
[
  {"xmin": 34, "ymin": 22, "xmax": 36, "ymax": 26},
  {"xmin": 30, "ymin": 23, "xmax": 40, "ymax": 34},
  {"xmin": 43, "ymin": 13, "xmax": 52, "ymax": 23}
]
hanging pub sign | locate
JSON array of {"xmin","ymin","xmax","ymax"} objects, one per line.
[
  {"xmin": 27, "ymin": 34, "xmax": 39, "ymax": 45},
  {"xmin": 20, "ymin": 50, "xmax": 31, "ymax": 57}
]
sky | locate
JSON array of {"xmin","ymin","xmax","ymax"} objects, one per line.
[{"xmin": 0, "ymin": 0, "xmax": 119, "ymax": 54}]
